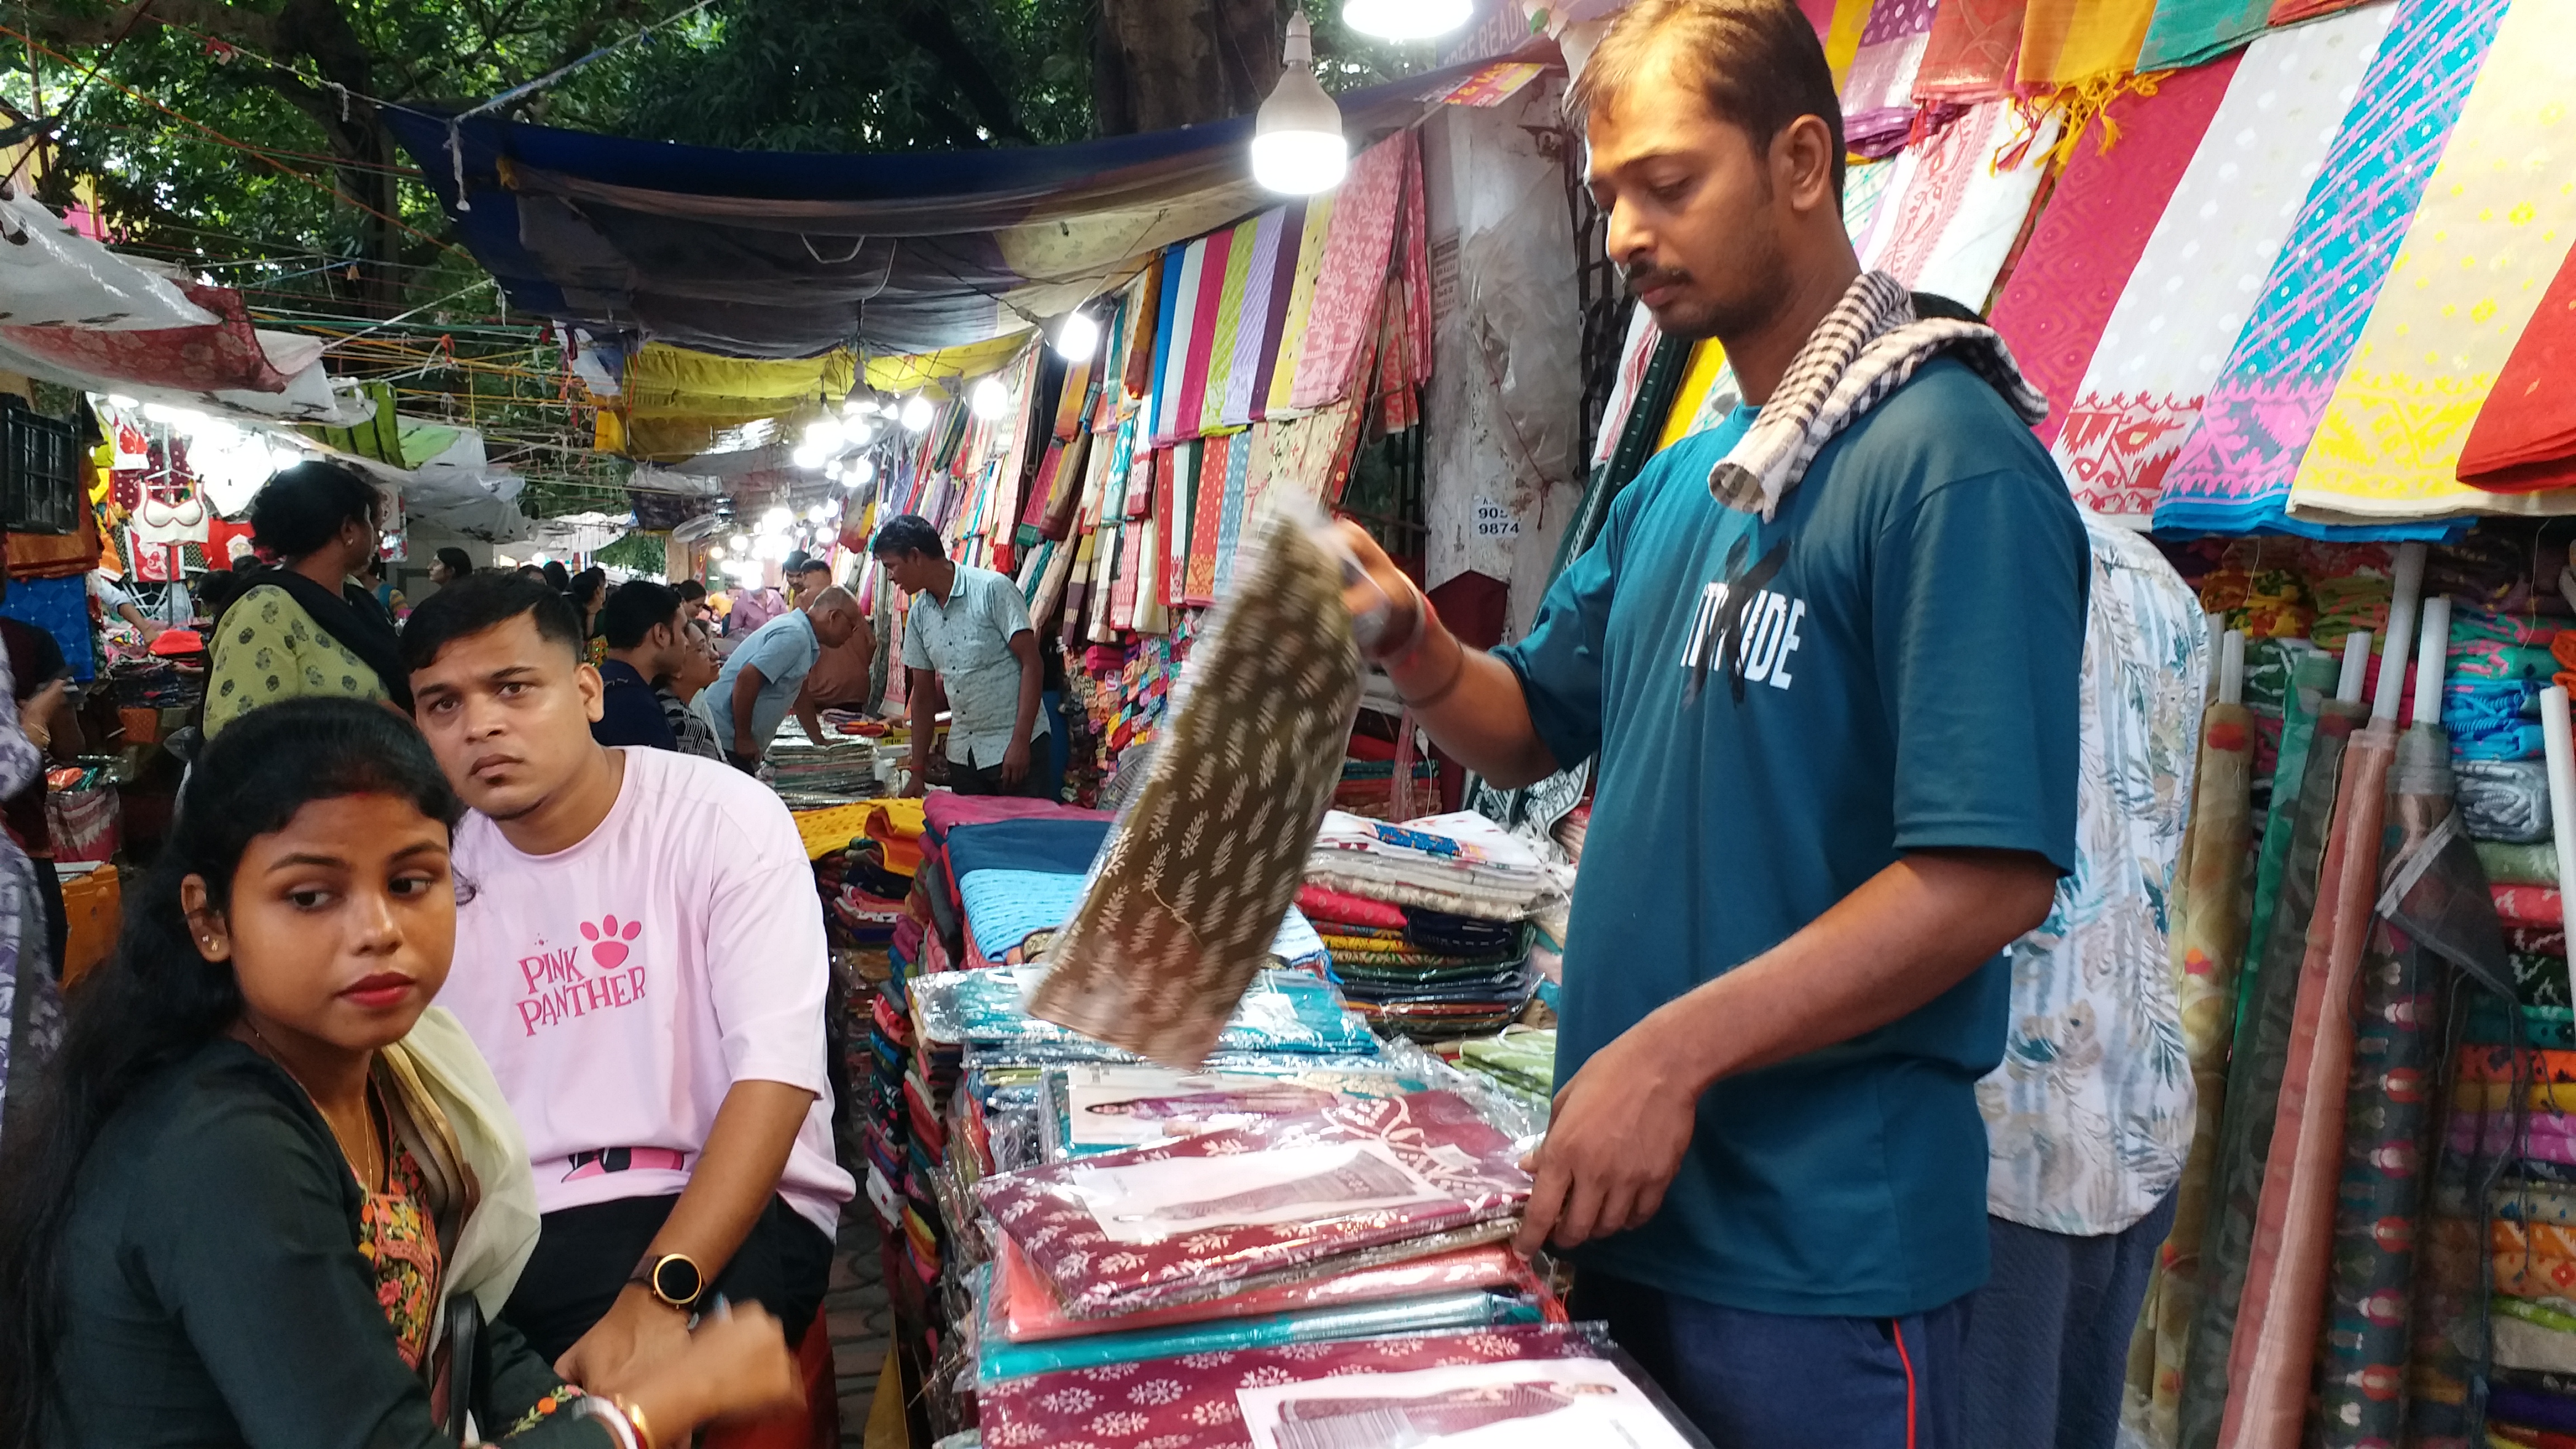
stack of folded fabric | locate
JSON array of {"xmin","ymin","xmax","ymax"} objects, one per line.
[
  {"xmin": 762, "ymin": 725, "xmax": 880, "ymax": 807},
  {"xmin": 1452, "ymin": 1027, "xmax": 1556, "ymax": 1117},
  {"xmin": 2447, "ymin": 607, "xmax": 2563, "ymax": 764},
  {"xmin": 931, "ymin": 794, "xmax": 1334, "ymax": 974},
  {"xmin": 968, "ymin": 1091, "xmax": 1709, "ymax": 1449},
  {"xmin": 1298, "ymin": 812, "xmax": 1565, "ymax": 1040},
  {"xmin": 2449, "ymin": 1026, "xmax": 2576, "ymax": 1442}
]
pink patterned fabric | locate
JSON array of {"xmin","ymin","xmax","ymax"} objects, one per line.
[
  {"xmin": 1175, "ymin": 230, "xmax": 1232, "ymax": 444},
  {"xmin": 1864, "ymin": 106, "xmax": 1992, "ymax": 287},
  {"xmin": 977, "ymin": 1091, "xmax": 1530, "ymax": 1318},
  {"xmin": 997, "ymin": 1238, "xmax": 1546, "ymax": 1343},
  {"xmin": 3, "ymin": 282, "xmax": 292, "ymax": 394},
  {"xmin": 980, "ymin": 1324, "xmax": 1608, "ymax": 1449},
  {"xmin": 1989, "ymin": 59, "xmax": 2240, "ymax": 448},
  {"xmin": 1843, "ymin": 0, "xmax": 1940, "ymax": 149},
  {"xmin": 1221, "ymin": 210, "xmax": 1289, "ymax": 428},
  {"xmin": 1290, "ymin": 134, "xmax": 1412, "ymax": 410}
]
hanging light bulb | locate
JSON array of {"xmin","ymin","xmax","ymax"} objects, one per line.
[
  {"xmin": 804, "ymin": 415, "xmax": 845, "ymax": 452},
  {"xmin": 1253, "ymin": 11, "xmax": 1348, "ymax": 195},
  {"xmin": 842, "ymin": 456, "xmax": 878, "ymax": 490},
  {"xmin": 969, "ymin": 376, "xmax": 1012, "ymax": 421},
  {"xmin": 762, "ymin": 505, "xmax": 794, "ymax": 532},
  {"xmin": 1053, "ymin": 308, "xmax": 1101, "ymax": 362},
  {"xmin": 791, "ymin": 440, "xmax": 828, "ymax": 471},
  {"xmin": 900, "ymin": 394, "xmax": 935, "ymax": 432},
  {"xmin": 1342, "ymin": 0, "xmax": 1471, "ymax": 40}
]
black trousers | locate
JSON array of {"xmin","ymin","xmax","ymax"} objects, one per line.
[
  {"xmin": 949, "ymin": 735, "xmax": 1054, "ymax": 798},
  {"xmin": 500, "ymin": 1193, "xmax": 834, "ymax": 1366}
]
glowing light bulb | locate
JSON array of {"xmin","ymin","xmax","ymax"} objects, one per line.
[
  {"xmin": 1053, "ymin": 309, "xmax": 1101, "ymax": 361},
  {"xmin": 900, "ymin": 394, "xmax": 934, "ymax": 432}
]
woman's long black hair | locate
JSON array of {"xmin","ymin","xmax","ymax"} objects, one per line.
[{"xmin": 0, "ymin": 698, "xmax": 462, "ymax": 1445}]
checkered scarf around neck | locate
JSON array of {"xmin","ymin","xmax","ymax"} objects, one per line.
[{"xmin": 1710, "ymin": 269, "xmax": 2052, "ymax": 520}]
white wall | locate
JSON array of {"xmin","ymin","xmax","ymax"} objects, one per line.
[{"xmin": 1419, "ymin": 80, "xmax": 1588, "ymax": 641}]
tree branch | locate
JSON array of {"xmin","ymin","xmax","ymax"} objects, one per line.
[{"xmin": 887, "ymin": 0, "xmax": 1032, "ymax": 143}]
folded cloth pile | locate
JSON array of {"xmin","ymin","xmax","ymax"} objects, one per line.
[
  {"xmin": 1300, "ymin": 812, "xmax": 1566, "ymax": 1041},
  {"xmin": 2446, "ymin": 678, "xmax": 2550, "ymax": 761},
  {"xmin": 761, "ymin": 726, "xmax": 880, "ymax": 807},
  {"xmin": 930, "ymin": 965, "xmax": 1379, "ymax": 1062},
  {"xmin": 978, "ymin": 1091, "xmax": 1531, "ymax": 1314},
  {"xmin": 1454, "ymin": 1027, "xmax": 1556, "ymax": 1114},
  {"xmin": 979, "ymin": 1322, "xmax": 1706, "ymax": 1449},
  {"xmin": 2462, "ymin": 760, "xmax": 2556, "ymax": 845}
]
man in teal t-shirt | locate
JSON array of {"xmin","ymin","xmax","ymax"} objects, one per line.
[{"xmin": 1336, "ymin": 3, "xmax": 2085, "ymax": 1443}]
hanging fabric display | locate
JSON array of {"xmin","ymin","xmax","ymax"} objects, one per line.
[
  {"xmin": 2017, "ymin": 0, "xmax": 2158, "ymax": 89},
  {"xmin": 2150, "ymin": 0, "xmax": 2512, "ymax": 538},
  {"xmin": 1911, "ymin": 0, "xmax": 2029, "ymax": 100},
  {"xmin": 1863, "ymin": 101, "xmax": 2061, "ymax": 312},
  {"xmin": 2136, "ymin": 0, "xmax": 2269, "ymax": 69},
  {"xmin": 1291, "ymin": 132, "xmax": 1412, "ymax": 410},
  {"xmin": 1989, "ymin": 57, "xmax": 2241, "ymax": 450},
  {"xmin": 1840, "ymin": 0, "xmax": 1939, "ymax": 153},
  {"xmin": 2283, "ymin": 0, "xmax": 2576, "ymax": 526},
  {"xmin": 2459, "ymin": 247, "xmax": 2576, "ymax": 493},
  {"xmin": 2050, "ymin": 7, "xmax": 2395, "ymax": 525}
]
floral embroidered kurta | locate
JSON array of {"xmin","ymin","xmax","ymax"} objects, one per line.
[{"xmin": 1977, "ymin": 511, "xmax": 2206, "ymax": 1235}]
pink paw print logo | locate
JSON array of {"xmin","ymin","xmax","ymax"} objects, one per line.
[{"xmin": 579, "ymin": 915, "xmax": 642, "ymax": 969}]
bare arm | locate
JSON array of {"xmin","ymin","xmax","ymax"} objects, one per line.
[
  {"xmin": 556, "ymin": 1078, "xmax": 819, "ymax": 1388},
  {"xmin": 905, "ymin": 667, "xmax": 935, "ymax": 794},
  {"xmin": 1002, "ymin": 631, "xmax": 1044, "ymax": 784},
  {"xmin": 794, "ymin": 680, "xmax": 827, "ymax": 749},
  {"xmin": 1517, "ymin": 848, "xmax": 2059, "ymax": 1253},
  {"xmin": 1335, "ymin": 522, "xmax": 1556, "ymax": 787},
  {"xmin": 729, "ymin": 665, "xmax": 767, "ymax": 762}
]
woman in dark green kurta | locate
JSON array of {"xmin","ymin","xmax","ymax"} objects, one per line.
[{"xmin": 0, "ymin": 699, "xmax": 802, "ymax": 1449}]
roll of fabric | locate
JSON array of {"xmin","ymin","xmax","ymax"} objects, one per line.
[
  {"xmin": 2243, "ymin": 656, "xmax": 2340, "ymax": 988},
  {"xmin": 2500, "ymin": 1299, "xmax": 2576, "ymax": 1375},
  {"xmin": 2313, "ymin": 724, "xmax": 2452, "ymax": 1447},
  {"xmin": 2176, "ymin": 700, "xmax": 2366, "ymax": 1447},
  {"xmin": 2217, "ymin": 720, "xmax": 2394, "ymax": 1449},
  {"xmin": 2146, "ymin": 702, "xmax": 2258, "ymax": 1438}
]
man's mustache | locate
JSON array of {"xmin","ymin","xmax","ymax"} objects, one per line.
[{"xmin": 1625, "ymin": 262, "xmax": 1690, "ymax": 293}]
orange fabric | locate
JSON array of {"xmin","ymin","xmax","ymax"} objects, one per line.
[{"xmin": 58, "ymin": 864, "xmax": 119, "ymax": 988}]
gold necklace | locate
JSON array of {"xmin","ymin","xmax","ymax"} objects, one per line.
[{"xmin": 241, "ymin": 1020, "xmax": 383, "ymax": 1190}]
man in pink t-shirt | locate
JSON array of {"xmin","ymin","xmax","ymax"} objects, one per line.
[{"xmin": 401, "ymin": 572, "xmax": 854, "ymax": 1391}]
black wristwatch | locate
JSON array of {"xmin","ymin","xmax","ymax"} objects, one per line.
[{"xmin": 627, "ymin": 1251, "xmax": 705, "ymax": 1312}]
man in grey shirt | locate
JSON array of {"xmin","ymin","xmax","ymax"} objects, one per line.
[
  {"xmin": 870, "ymin": 514, "xmax": 1049, "ymax": 798},
  {"xmin": 708, "ymin": 585, "xmax": 863, "ymax": 770}
]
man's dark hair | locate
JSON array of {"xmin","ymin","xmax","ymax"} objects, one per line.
[
  {"xmin": 871, "ymin": 514, "xmax": 944, "ymax": 560},
  {"xmin": 400, "ymin": 571, "xmax": 586, "ymax": 672},
  {"xmin": 600, "ymin": 580, "xmax": 685, "ymax": 651},
  {"xmin": 1574, "ymin": 0, "xmax": 1846, "ymax": 201},
  {"xmin": 675, "ymin": 579, "xmax": 707, "ymax": 604},
  {"xmin": 245, "ymin": 461, "xmax": 380, "ymax": 562},
  {"xmin": 541, "ymin": 560, "xmax": 572, "ymax": 593},
  {"xmin": 570, "ymin": 567, "xmax": 608, "ymax": 608},
  {"xmin": 435, "ymin": 547, "xmax": 474, "ymax": 578}
]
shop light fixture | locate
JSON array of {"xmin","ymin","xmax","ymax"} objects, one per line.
[
  {"xmin": 969, "ymin": 376, "xmax": 1012, "ymax": 421},
  {"xmin": 901, "ymin": 394, "xmax": 935, "ymax": 432},
  {"xmin": 1053, "ymin": 309, "xmax": 1101, "ymax": 362},
  {"xmin": 1253, "ymin": 11, "xmax": 1348, "ymax": 195},
  {"xmin": 762, "ymin": 505, "xmax": 794, "ymax": 531},
  {"xmin": 844, "ymin": 457, "xmax": 878, "ymax": 490},
  {"xmin": 1342, "ymin": 0, "xmax": 1471, "ymax": 40},
  {"xmin": 804, "ymin": 416, "xmax": 845, "ymax": 452}
]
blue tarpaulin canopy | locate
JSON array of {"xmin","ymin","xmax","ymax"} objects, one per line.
[{"xmin": 385, "ymin": 65, "xmax": 1479, "ymax": 361}]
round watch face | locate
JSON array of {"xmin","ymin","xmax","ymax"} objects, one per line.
[{"xmin": 651, "ymin": 1254, "xmax": 704, "ymax": 1307}]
